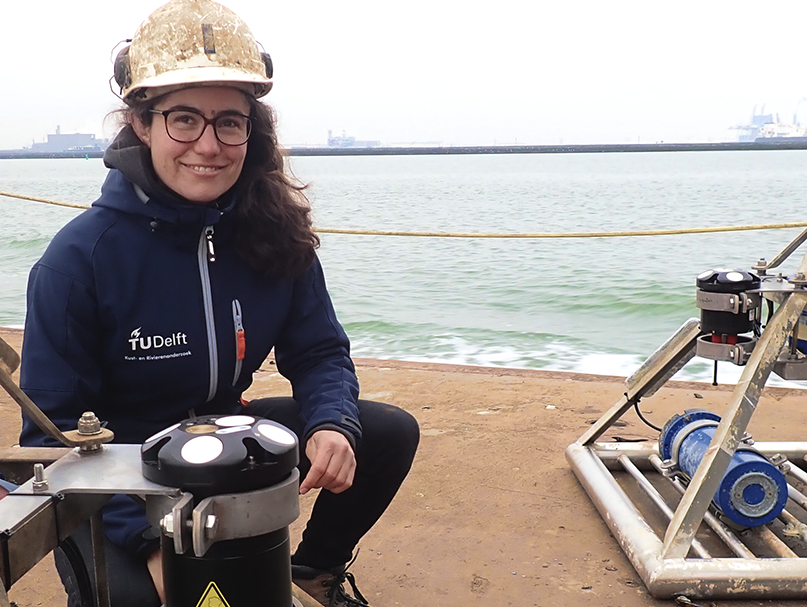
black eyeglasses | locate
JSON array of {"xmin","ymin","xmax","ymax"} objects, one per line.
[{"xmin": 149, "ymin": 108, "xmax": 253, "ymax": 146}]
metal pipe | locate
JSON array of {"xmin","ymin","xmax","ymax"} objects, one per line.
[
  {"xmin": 578, "ymin": 319, "xmax": 700, "ymax": 447},
  {"xmin": 618, "ymin": 455, "xmax": 711, "ymax": 559},
  {"xmin": 779, "ymin": 509, "xmax": 801, "ymax": 527},
  {"xmin": 787, "ymin": 483, "xmax": 807, "ymax": 512},
  {"xmin": 624, "ymin": 318, "xmax": 701, "ymax": 400},
  {"xmin": 90, "ymin": 510, "xmax": 111, "ymax": 607},
  {"xmin": 789, "ymin": 461, "xmax": 807, "ymax": 487},
  {"xmin": 647, "ymin": 558, "xmax": 807, "ymax": 598},
  {"xmin": 755, "ymin": 227, "xmax": 807, "ymax": 272},
  {"xmin": 591, "ymin": 442, "xmax": 807, "ymax": 471},
  {"xmin": 749, "ymin": 525, "xmax": 798, "ymax": 558},
  {"xmin": 790, "ymin": 318, "xmax": 800, "ymax": 357},
  {"xmin": 648, "ymin": 454, "xmax": 755, "ymax": 559},
  {"xmin": 566, "ymin": 443, "xmax": 664, "ymax": 582},
  {"xmin": 778, "ymin": 508, "xmax": 807, "ymax": 542}
]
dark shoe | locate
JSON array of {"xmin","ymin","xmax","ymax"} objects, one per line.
[{"xmin": 292, "ymin": 556, "xmax": 370, "ymax": 606}]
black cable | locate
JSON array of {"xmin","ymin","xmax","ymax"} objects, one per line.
[{"xmin": 627, "ymin": 394, "xmax": 662, "ymax": 432}]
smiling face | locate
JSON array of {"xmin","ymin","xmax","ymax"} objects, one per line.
[{"xmin": 133, "ymin": 86, "xmax": 251, "ymax": 203}]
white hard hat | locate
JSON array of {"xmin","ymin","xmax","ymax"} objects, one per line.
[{"xmin": 114, "ymin": 0, "xmax": 273, "ymax": 104}]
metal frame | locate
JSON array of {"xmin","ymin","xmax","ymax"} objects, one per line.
[
  {"xmin": 0, "ymin": 445, "xmax": 311, "ymax": 607},
  {"xmin": 0, "ymin": 445, "xmax": 180, "ymax": 604},
  {"xmin": 567, "ymin": 244, "xmax": 807, "ymax": 599},
  {"xmin": 0, "ymin": 336, "xmax": 318, "ymax": 607}
]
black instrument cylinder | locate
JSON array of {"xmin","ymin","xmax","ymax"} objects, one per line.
[
  {"xmin": 162, "ymin": 529, "xmax": 293, "ymax": 607},
  {"xmin": 141, "ymin": 414, "xmax": 300, "ymax": 607},
  {"xmin": 696, "ymin": 269, "xmax": 760, "ymax": 337}
]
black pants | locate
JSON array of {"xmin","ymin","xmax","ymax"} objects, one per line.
[{"xmin": 55, "ymin": 398, "xmax": 420, "ymax": 606}]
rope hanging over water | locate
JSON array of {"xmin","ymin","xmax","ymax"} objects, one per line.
[{"xmin": 3, "ymin": 189, "xmax": 807, "ymax": 239}]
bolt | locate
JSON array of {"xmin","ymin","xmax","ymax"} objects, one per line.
[
  {"xmin": 205, "ymin": 514, "xmax": 218, "ymax": 538},
  {"xmin": 161, "ymin": 514, "xmax": 174, "ymax": 536},
  {"xmin": 77, "ymin": 411, "xmax": 102, "ymax": 435},
  {"xmin": 32, "ymin": 463, "xmax": 48, "ymax": 492}
]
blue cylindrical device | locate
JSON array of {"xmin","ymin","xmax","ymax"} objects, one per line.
[{"xmin": 659, "ymin": 410, "xmax": 788, "ymax": 527}]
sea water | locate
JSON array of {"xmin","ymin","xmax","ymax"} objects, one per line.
[{"xmin": 2, "ymin": 151, "xmax": 807, "ymax": 386}]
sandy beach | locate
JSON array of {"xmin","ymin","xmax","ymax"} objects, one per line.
[{"xmin": 3, "ymin": 326, "xmax": 807, "ymax": 607}]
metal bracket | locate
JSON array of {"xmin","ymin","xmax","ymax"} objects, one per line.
[
  {"xmin": 191, "ymin": 469, "xmax": 300, "ymax": 557},
  {"xmin": 0, "ymin": 336, "xmax": 114, "ymax": 451},
  {"xmin": 773, "ymin": 349, "xmax": 807, "ymax": 380},
  {"xmin": 695, "ymin": 334, "xmax": 756, "ymax": 365},
  {"xmin": 696, "ymin": 290, "xmax": 761, "ymax": 314},
  {"xmin": 158, "ymin": 493, "xmax": 195, "ymax": 556}
]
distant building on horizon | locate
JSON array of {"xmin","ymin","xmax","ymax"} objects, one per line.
[
  {"xmin": 29, "ymin": 126, "xmax": 107, "ymax": 153},
  {"xmin": 327, "ymin": 130, "xmax": 380, "ymax": 148}
]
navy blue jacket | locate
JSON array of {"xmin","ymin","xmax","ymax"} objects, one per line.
[{"xmin": 19, "ymin": 168, "xmax": 361, "ymax": 556}]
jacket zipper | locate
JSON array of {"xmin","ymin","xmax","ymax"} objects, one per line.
[
  {"xmin": 232, "ymin": 299, "xmax": 245, "ymax": 386},
  {"xmin": 198, "ymin": 226, "xmax": 218, "ymax": 403}
]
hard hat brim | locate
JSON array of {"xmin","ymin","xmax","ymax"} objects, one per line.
[{"xmin": 123, "ymin": 66, "xmax": 272, "ymax": 103}]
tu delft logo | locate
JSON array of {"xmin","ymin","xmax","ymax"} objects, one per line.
[{"xmin": 128, "ymin": 327, "xmax": 189, "ymax": 352}]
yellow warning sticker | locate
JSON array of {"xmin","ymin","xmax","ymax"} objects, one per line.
[{"xmin": 195, "ymin": 581, "xmax": 232, "ymax": 607}]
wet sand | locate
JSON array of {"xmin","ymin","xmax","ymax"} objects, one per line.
[{"xmin": 3, "ymin": 327, "xmax": 807, "ymax": 606}]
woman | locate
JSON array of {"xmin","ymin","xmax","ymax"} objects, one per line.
[{"xmin": 18, "ymin": 1, "xmax": 419, "ymax": 605}]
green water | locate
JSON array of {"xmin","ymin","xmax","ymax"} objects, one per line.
[{"xmin": 2, "ymin": 151, "xmax": 807, "ymax": 384}]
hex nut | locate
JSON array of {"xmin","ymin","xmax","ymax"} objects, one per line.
[
  {"xmin": 77, "ymin": 411, "xmax": 102, "ymax": 435},
  {"xmin": 161, "ymin": 514, "xmax": 174, "ymax": 536}
]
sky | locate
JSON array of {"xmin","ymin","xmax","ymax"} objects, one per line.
[{"xmin": 3, "ymin": 0, "xmax": 807, "ymax": 149}]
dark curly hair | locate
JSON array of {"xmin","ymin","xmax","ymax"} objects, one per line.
[
  {"xmin": 121, "ymin": 94, "xmax": 319, "ymax": 279},
  {"xmin": 233, "ymin": 98, "xmax": 320, "ymax": 278}
]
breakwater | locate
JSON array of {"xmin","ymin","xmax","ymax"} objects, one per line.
[{"xmin": 4, "ymin": 140, "xmax": 807, "ymax": 160}]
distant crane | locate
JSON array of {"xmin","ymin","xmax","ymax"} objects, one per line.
[
  {"xmin": 793, "ymin": 98, "xmax": 807, "ymax": 125},
  {"xmin": 731, "ymin": 104, "xmax": 778, "ymax": 142}
]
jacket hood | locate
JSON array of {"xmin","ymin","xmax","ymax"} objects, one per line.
[
  {"xmin": 104, "ymin": 125, "xmax": 184, "ymax": 205},
  {"xmin": 98, "ymin": 126, "xmax": 236, "ymax": 228}
]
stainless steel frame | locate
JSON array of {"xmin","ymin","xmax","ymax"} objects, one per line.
[
  {"xmin": 0, "ymin": 444, "xmax": 309, "ymax": 607},
  {"xmin": 0, "ymin": 334, "xmax": 316, "ymax": 607},
  {"xmin": 567, "ymin": 242, "xmax": 807, "ymax": 599}
]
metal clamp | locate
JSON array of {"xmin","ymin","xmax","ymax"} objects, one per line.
[
  {"xmin": 191, "ymin": 469, "xmax": 300, "ymax": 557},
  {"xmin": 696, "ymin": 290, "xmax": 761, "ymax": 314},
  {"xmin": 658, "ymin": 458, "xmax": 681, "ymax": 479},
  {"xmin": 695, "ymin": 334, "xmax": 756, "ymax": 365},
  {"xmin": 669, "ymin": 419, "xmax": 720, "ymax": 469},
  {"xmin": 159, "ymin": 492, "xmax": 194, "ymax": 555}
]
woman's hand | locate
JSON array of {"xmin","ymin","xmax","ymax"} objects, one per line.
[
  {"xmin": 299, "ymin": 429, "xmax": 356, "ymax": 495},
  {"xmin": 146, "ymin": 548, "xmax": 166, "ymax": 603}
]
